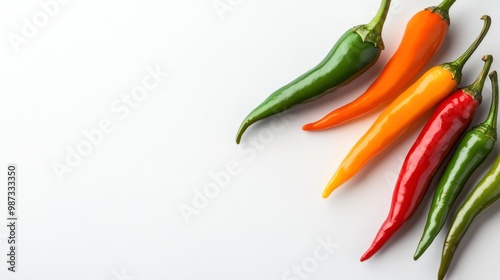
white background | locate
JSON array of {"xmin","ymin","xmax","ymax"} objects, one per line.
[{"xmin": 0, "ymin": 0, "xmax": 498, "ymax": 279}]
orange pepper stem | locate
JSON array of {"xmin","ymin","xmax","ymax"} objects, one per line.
[
  {"xmin": 437, "ymin": 0, "xmax": 456, "ymax": 11},
  {"xmin": 441, "ymin": 15, "xmax": 491, "ymax": 83},
  {"xmin": 429, "ymin": 0, "xmax": 456, "ymax": 25}
]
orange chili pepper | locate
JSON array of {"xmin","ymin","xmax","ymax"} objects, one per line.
[
  {"xmin": 303, "ymin": 0, "xmax": 454, "ymax": 131},
  {"xmin": 322, "ymin": 16, "xmax": 491, "ymax": 199}
]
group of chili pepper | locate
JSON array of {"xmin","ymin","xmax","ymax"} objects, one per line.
[{"xmin": 235, "ymin": 0, "xmax": 499, "ymax": 279}]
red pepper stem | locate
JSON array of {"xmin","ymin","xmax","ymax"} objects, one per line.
[
  {"xmin": 357, "ymin": 0, "xmax": 391, "ymax": 49},
  {"xmin": 441, "ymin": 16, "xmax": 491, "ymax": 83},
  {"xmin": 463, "ymin": 55, "xmax": 493, "ymax": 102},
  {"xmin": 483, "ymin": 71, "xmax": 499, "ymax": 130},
  {"xmin": 437, "ymin": 0, "xmax": 456, "ymax": 11}
]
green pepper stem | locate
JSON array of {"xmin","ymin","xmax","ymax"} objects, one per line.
[
  {"xmin": 356, "ymin": 0, "xmax": 391, "ymax": 49},
  {"xmin": 483, "ymin": 71, "xmax": 499, "ymax": 129},
  {"xmin": 437, "ymin": 0, "xmax": 456, "ymax": 11},
  {"xmin": 366, "ymin": 0, "xmax": 392, "ymax": 35},
  {"xmin": 464, "ymin": 55, "xmax": 493, "ymax": 101},
  {"xmin": 442, "ymin": 15, "xmax": 491, "ymax": 83}
]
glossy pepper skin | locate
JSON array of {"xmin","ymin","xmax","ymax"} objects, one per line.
[
  {"xmin": 322, "ymin": 16, "xmax": 491, "ymax": 199},
  {"xmin": 360, "ymin": 56, "xmax": 492, "ymax": 262},
  {"xmin": 438, "ymin": 72, "xmax": 500, "ymax": 280},
  {"xmin": 303, "ymin": 0, "xmax": 454, "ymax": 131},
  {"xmin": 234, "ymin": 0, "xmax": 392, "ymax": 144},
  {"xmin": 414, "ymin": 55, "xmax": 496, "ymax": 260}
]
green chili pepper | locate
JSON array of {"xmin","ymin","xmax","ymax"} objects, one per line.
[
  {"xmin": 414, "ymin": 55, "xmax": 496, "ymax": 260},
  {"xmin": 438, "ymin": 71, "xmax": 499, "ymax": 280},
  {"xmin": 235, "ymin": 0, "xmax": 391, "ymax": 144}
]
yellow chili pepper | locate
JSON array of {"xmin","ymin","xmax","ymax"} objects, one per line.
[{"xmin": 322, "ymin": 16, "xmax": 490, "ymax": 198}]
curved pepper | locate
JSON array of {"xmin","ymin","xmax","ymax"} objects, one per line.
[
  {"xmin": 303, "ymin": 0, "xmax": 454, "ymax": 131},
  {"xmin": 414, "ymin": 55, "xmax": 496, "ymax": 260},
  {"xmin": 235, "ymin": 0, "xmax": 392, "ymax": 144},
  {"xmin": 322, "ymin": 16, "xmax": 491, "ymax": 199},
  {"xmin": 438, "ymin": 72, "xmax": 500, "ymax": 280},
  {"xmin": 360, "ymin": 55, "xmax": 492, "ymax": 262}
]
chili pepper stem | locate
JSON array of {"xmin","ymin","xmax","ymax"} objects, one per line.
[
  {"xmin": 356, "ymin": 0, "xmax": 391, "ymax": 49},
  {"xmin": 441, "ymin": 16, "xmax": 491, "ymax": 83},
  {"xmin": 437, "ymin": 0, "xmax": 456, "ymax": 11},
  {"xmin": 366, "ymin": 0, "xmax": 391, "ymax": 35},
  {"xmin": 429, "ymin": 0, "xmax": 455, "ymax": 25},
  {"xmin": 484, "ymin": 71, "xmax": 499, "ymax": 129},
  {"xmin": 462, "ymin": 55, "xmax": 493, "ymax": 101}
]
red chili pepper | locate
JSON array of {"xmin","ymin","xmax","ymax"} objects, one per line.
[{"xmin": 359, "ymin": 57, "xmax": 492, "ymax": 262}]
